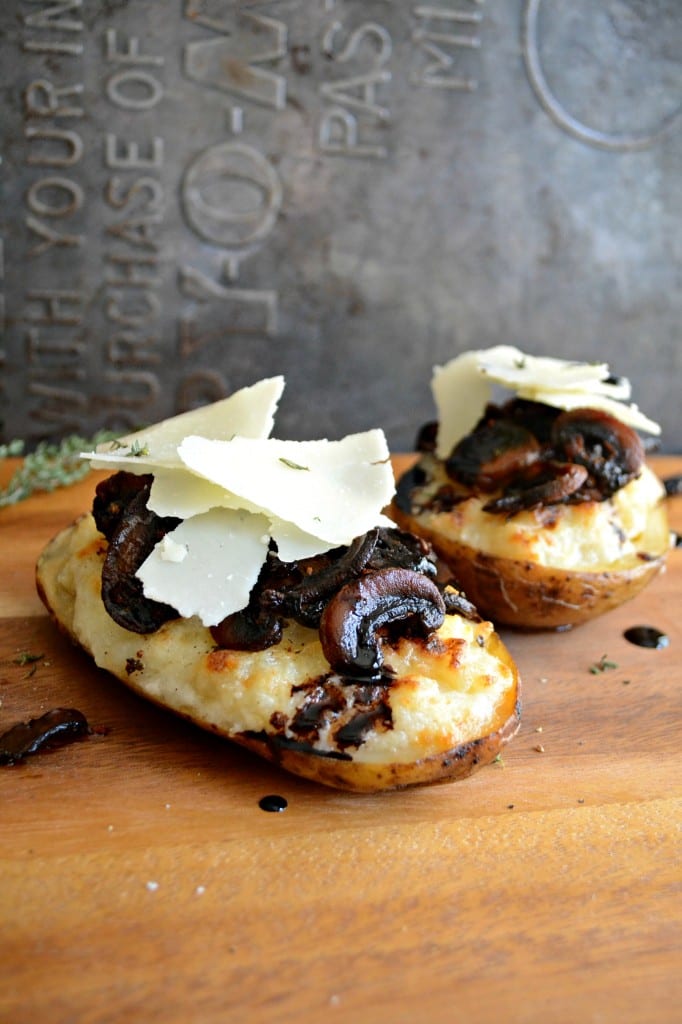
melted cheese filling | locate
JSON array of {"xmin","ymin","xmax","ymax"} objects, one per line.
[
  {"xmin": 415, "ymin": 463, "xmax": 666, "ymax": 570},
  {"xmin": 41, "ymin": 514, "xmax": 517, "ymax": 765}
]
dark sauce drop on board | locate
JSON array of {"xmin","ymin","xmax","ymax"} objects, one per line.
[
  {"xmin": 663, "ymin": 475, "xmax": 682, "ymax": 497},
  {"xmin": 623, "ymin": 626, "xmax": 670, "ymax": 650},
  {"xmin": 259, "ymin": 794, "xmax": 288, "ymax": 813}
]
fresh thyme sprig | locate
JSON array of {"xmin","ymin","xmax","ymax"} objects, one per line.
[{"xmin": 0, "ymin": 431, "xmax": 119, "ymax": 508}]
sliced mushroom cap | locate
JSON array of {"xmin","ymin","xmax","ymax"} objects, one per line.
[
  {"xmin": 483, "ymin": 460, "xmax": 589, "ymax": 515},
  {"xmin": 446, "ymin": 419, "xmax": 541, "ymax": 491},
  {"xmin": 319, "ymin": 568, "xmax": 446, "ymax": 678},
  {"xmin": 262, "ymin": 530, "xmax": 379, "ymax": 628},
  {"xmin": 93, "ymin": 471, "xmax": 153, "ymax": 541},
  {"xmin": 101, "ymin": 488, "xmax": 180, "ymax": 634},
  {"xmin": 551, "ymin": 407, "xmax": 644, "ymax": 497},
  {"xmin": 210, "ymin": 606, "xmax": 283, "ymax": 651}
]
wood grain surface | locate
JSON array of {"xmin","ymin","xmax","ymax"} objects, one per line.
[{"xmin": 1, "ymin": 456, "xmax": 681, "ymax": 1024}]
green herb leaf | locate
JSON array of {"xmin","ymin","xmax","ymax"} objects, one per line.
[
  {"xmin": 13, "ymin": 652, "xmax": 44, "ymax": 666},
  {"xmin": 279, "ymin": 458, "xmax": 310, "ymax": 471},
  {"xmin": 589, "ymin": 654, "xmax": 618, "ymax": 674},
  {"xmin": 127, "ymin": 440, "xmax": 150, "ymax": 458}
]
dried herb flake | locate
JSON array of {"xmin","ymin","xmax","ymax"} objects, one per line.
[
  {"xmin": 279, "ymin": 458, "xmax": 310, "ymax": 471},
  {"xmin": 589, "ymin": 654, "xmax": 618, "ymax": 674}
]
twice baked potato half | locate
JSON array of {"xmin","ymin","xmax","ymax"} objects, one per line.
[
  {"xmin": 393, "ymin": 347, "xmax": 671, "ymax": 630},
  {"xmin": 37, "ymin": 510, "xmax": 521, "ymax": 792},
  {"xmin": 393, "ymin": 453, "xmax": 670, "ymax": 630}
]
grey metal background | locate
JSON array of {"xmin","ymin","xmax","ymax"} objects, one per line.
[{"xmin": 1, "ymin": 0, "xmax": 680, "ymax": 451}]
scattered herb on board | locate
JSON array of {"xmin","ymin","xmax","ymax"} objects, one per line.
[
  {"xmin": 0, "ymin": 431, "xmax": 119, "ymax": 508},
  {"xmin": 589, "ymin": 654, "xmax": 618, "ymax": 675},
  {"xmin": 11, "ymin": 651, "xmax": 46, "ymax": 679},
  {"xmin": 12, "ymin": 651, "xmax": 44, "ymax": 667}
]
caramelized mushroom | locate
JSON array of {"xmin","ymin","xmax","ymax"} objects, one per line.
[
  {"xmin": 319, "ymin": 568, "xmax": 446, "ymax": 678},
  {"xmin": 415, "ymin": 420, "xmax": 438, "ymax": 453},
  {"xmin": 210, "ymin": 605, "xmax": 283, "ymax": 651},
  {"xmin": 101, "ymin": 489, "xmax": 180, "ymax": 634},
  {"xmin": 93, "ymin": 471, "xmax": 153, "ymax": 540},
  {"xmin": 440, "ymin": 584, "xmax": 481, "ymax": 621},
  {"xmin": 365, "ymin": 528, "xmax": 437, "ymax": 578},
  {"xmin": 446, "ymin": 419, "xmax": 541, "ymax": 491},
  {"xmin": 497, "ymin": 398, "xmax": 560, "ymax": 444},
  {"xmin": 483, "ymin": 460, "xmax": 588, "ymax": 514},
  {"xmin": 551, "ymin": 407, "xmax": 644, "ymax": 497},
  {"xmin": 263, "ymin": 530, "xmax": 379, "ymax": 628},
  {"xmin": 0, "ymin": 708, "xmax": 90, "ymax": 765}
]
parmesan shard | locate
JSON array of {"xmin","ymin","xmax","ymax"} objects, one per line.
[
  {"xmin": 84, "ymin": 376, "xmax": 398, "ymax": 626},
  {"xmin": 137, "ymin": 508, "xmax": 271, "ymax": 627},
  {"xmin": 433, "ymin": 347, "xmax": 660, "ymax": 456},
  {"xmin": 83, "ymin": 376, "xmax": 284, "ymax": 471},
  {"xmin": 433, "ymin": 351, "xmax": 492, "ymax": 459},
  {"xmin": 521, "ymin": 387, "xmax": 661, "ymax": 435},
  {"xmin": 177, "ymin": 430, "xmax": 395, "ymax": 548}
]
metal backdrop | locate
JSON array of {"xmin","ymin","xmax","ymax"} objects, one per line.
[{"xmin": 1, "ymin": 0, "xmax": 680, "ymax": 450}]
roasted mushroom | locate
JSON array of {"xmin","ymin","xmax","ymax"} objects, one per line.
[
  {"xmin": 100, "ymin": 487, "xmax": 180, "ymax": 634},
  {"xmin": 393, "ymin": 401, "xmax": 670, "ymax": 629},
  {"xmin": 551, "ymin": 407, "xmax": 645, "ymax": 498},
  {"xmin": 319, "ymin": 568, "xmax": 446, "ymax": 677}
]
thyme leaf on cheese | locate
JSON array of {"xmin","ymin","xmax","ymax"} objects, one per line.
[{"xmin": 278, "ymin": 457, "xmax": 310, "ymax": 471}]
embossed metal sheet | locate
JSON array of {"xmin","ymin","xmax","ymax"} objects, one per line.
[{"xmin": 1, "ymin": 1, "xmax": 680, "ymax": 450}]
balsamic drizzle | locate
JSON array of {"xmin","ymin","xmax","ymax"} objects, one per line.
[
  {"xmin": 259, "ymin": 794, "xmax": 288, "ymax": 813},
  {"xmin": 623, "ymin": 626, "xmax": 670, "ymax": 650}
]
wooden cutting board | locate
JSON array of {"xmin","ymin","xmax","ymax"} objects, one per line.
[{"xmin": 1, "ymin": 456, "xmax": 681, "ymax": 1024}]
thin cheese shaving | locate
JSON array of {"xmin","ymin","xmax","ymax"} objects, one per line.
[
  {"xmin": 433, "ymin": 347, "xmax": 660, "ymax": 458},
  {"xmin": 177, "ymin": 431, "xmax": 395, "ymax": 548},
  {"xmin": 137, "ymin": 509, "xmax": 271, "ymax": 627},
  {"xmin": 83, "ymin": 376, "xmax": 284, "ymax": 470},
  {"xmin": 84, "ymin": 378, "xmax": 396, "ymax": 628}
]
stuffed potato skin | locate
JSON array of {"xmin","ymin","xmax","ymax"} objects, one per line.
[
  {"xmin": 36, "ymin": 512, "xmax": 521, "ymax": 792},
  {"xmin": 393, "ymin": 456, "xmax": 671, "ymax": 630}
]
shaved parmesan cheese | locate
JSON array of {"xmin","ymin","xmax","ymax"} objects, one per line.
[
  {"xmin": 145, "ymin": 468, "xmax": 241, "ymax": 520},
  {"xmin": 477, "ymin": 346, "xmax": 610, "ymax": 390},
  {"xmin": 520, "ymin": 387, "xmax": 660, "ymax": 435},
  {"xmin": 270, "ymin": 511, "xmax": 396, "ymax": 562},
  {"xmin": 433, "ymin": 347, "xmax": 660, "ymax": 457},
  {"xmin": 268, "ymin": 519, "xmax": 338, "ymax": 562},
  {"xmin": 84, "ymin": 376, "xmax": 397, "ymax": 628},
  {"xmin": 137, "ymin": 509, "xmax": 271, "ymax": 627},
  {"xmin": 433, "ymin": 352, "xmax": 492, "ymax": 460},
  {"xmin": 83, "ymin": 376, "xmax": 284, "ymax": 471},
  {"xmin": 177, "ymin": 430, "xmax": 395, "ymax": 548}
]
